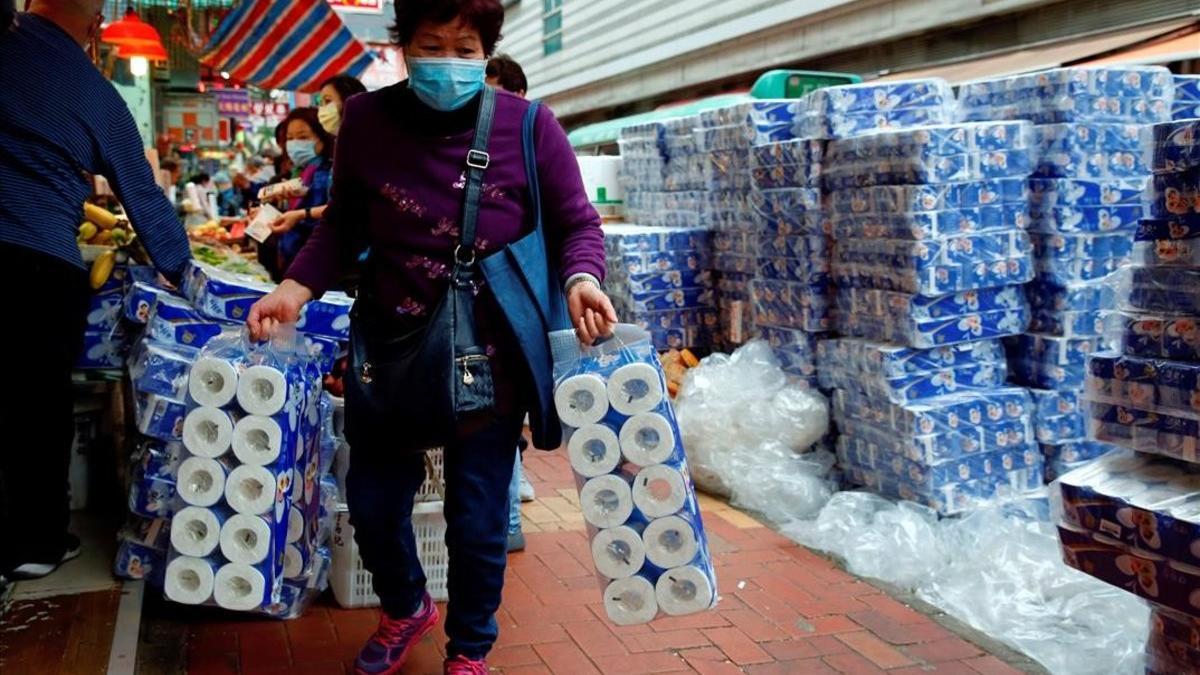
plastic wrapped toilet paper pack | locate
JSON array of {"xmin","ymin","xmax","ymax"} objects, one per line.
[
  {"xmin": 958, "ymin": 66, "xmax": 1174, "ymax": 124},
  {"xmin": 551, "ymin": 324, "xmax": 718, "ymax": 625},
  {"xmin": 1151, "ymin": 119, "xmax": 1200, "ymax": 175}
]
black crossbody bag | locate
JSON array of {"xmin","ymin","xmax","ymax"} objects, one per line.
[{"xmin": 342, "ymin": 87, "xmax": 498, "ymax": 453}]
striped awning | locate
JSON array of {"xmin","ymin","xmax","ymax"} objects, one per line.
[{"xmin": 201, "ymin": 0, "xmax": 375, "ymax": 93}]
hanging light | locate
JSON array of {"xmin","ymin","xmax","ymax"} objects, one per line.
[{"xmin": 102, "ymin": 7, "xmax": 168, "ymax": 64}]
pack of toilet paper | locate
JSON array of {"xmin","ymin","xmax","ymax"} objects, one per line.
[
  {"xmin": 550, "ymin": 324, "xmax": 718, "ymax": 625},
  {"xmin": 1150, "ymin": 119, "xmax": 1200, "ymax": 175},
  {"xmin": 816, "ymin": 337, "xmax": 1008, "ymax": 404},
  {"xmin": 834, "ymin": 285, "xmax": 1031, "ymax": 348},
  {"xmin": 1146, "ymin": 606, "xmax": 1200, "ymax": 674},
  {"xmin": 958, "ymin": 66, "xmax": 1175, "ymax": 124},
  {"xmin": 793, "ymin": 79, "xmax": 958, "ymax": 140},
  {"xmin": 114, "ymin": 514, "xmax": 171, "ymax": 585},
  {"xmin": 1173, "ymin": 76, "xmax": 1200, "ymax": 121},
  {"xmin": 1149, "ymin": 170, "xmax": 1200, "ymax": 223},
  {"xmin": 76, "ymin": 263, "xmax": 138, "ymax": 370},
  {"xmin": 1005, "ymin": 332, "xmax": 1107, "ymax": 390}
]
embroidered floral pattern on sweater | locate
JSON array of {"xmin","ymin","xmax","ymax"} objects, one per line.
[
  {"xmin": 452, "ymin": 172, "xmax": 507, "ymax": 201},
  {"xmin": 395, "ymin": 297, "xmax": 427, "ymax": 317},
  {"xmin": 382, "ymin": 184, "xmax": 427, "ymax": 217},
  {"xmin": 404, "ymin": 254, "xmax": 451, "ymax": 281},
  {"xmin": 431, "ymin": 217, "xmax": 460, "ymax": 238}
]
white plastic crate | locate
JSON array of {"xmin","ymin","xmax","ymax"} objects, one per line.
[
  {"xmin": 330, "ymin": 501, "xmax": 448, "ymax": 609},
  {"xmin": 333, "ymin": 444, "xmax": 444, "ymax": 504}
]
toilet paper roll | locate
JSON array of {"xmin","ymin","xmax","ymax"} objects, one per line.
[
  {"xmin": 579, "ymin": 474, "xmax": 635, "ymax": 529},
  {"xmin": 188, "ymin": 358, "xmax": 239, "ymax": 408},
  {"xmin": 642, "ymin": 515, "xmax": 700, "ymax": 569},
  {"xmin": 619, "ymin": 413, "xmax": 676, "ymax": 467},
  {"xmin": 591, "ymin": 526, "xmax": 647, "ymax": 580},
  {"xmin": 164, "ymin": 556, "xmax": 216, "ymax": 605},
  {"xmin": 225, "ymin": 465, "xmax": 277, "ymax": 515},
  {"xmin": 554, "ymin": 374, "xmax": 609, "ymax": 427},
  {"xmin": 287, "ymin": 504, "xmax": 305, "ymax": 544},
  {"xmin": 283, "ymin": 543, "xmax": 306, "ymax": 579},
  {"xmin": 232, "ymin": 415, "xmax": 283, "ymax": 466},
  {"xmin": 176, "ymin": 457, "xmax": 227, "ymax": 508},
  {"xmin": 607, "ymin": 363, "xmax": 664, "ymax": 416},
  {"xmin": 632, "ymin": 465, "xmax": 688, "ymax": 519},
  {"xmin": 655, "ymin": 565, "xmax": 715, "ymax": 616},
  {"xmin": 213, "ymin": 562, "xmax": 267, "ymax": 611},
  {"xmin": 219, "ymin": 513, "xmax": 274, "ymax": 565},
  {"xmin": 170, "ymin": 507, "xmax": 224, "ymax": 557},
  {"xmin": 182, "ymin": 407, "xmax": 234, "ymax": 459},
  {"xmin": 604, "ymin": 575, "xmax": 659, "ymax": 626},
  {"xmin": 568, "ymin": 425, "xmax": 622, "ymax": 478},
  {"xmin": 237, "ymin": 365, "xmax": 288, "ymax": 416}
]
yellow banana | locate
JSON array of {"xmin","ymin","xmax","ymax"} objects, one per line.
[
  {"xmin": 90, "ymin": 250, "xmax": 116, "ymax": 290},
  {"xmin": 78, "ymin": 221, "xmax": 98, "ymax": 242},
  {"xmin": 83, "ymin": 202, "xmax": 118, "ymax": 229}
]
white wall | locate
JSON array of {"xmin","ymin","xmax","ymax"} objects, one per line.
[{"xmin": 498, "ymin": 0, "xmax": 1046, "ymax": 117}]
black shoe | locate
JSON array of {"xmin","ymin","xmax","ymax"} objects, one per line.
[
  {"xmin": 8, "ymin": 534, "xmax": 82, "ymax": 580},
  {"xmin": 507, "ymin": 530, "xmax": 526, "ymax": 553}
]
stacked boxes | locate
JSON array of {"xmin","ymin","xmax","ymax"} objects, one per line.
[
  {"xmin": 958, "ymin": 66, "xmax": 1176, "ymax": 480},
  {"xmin": 602, "ymin": 224, "xmax": 716, "ymax": 350}
]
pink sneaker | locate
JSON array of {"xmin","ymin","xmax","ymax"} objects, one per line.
[
  {"xmin": 444, "ymin": 655, "xmax": 489, "ymax": 674},
  {"xmin": 354, "ymin": 593, "xmax": 439, "ymax": 675}
]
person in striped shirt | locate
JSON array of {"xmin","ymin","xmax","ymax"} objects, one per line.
[{"xmin": 0, "ymin": 1, "xmax": 191, "ymax": 581}]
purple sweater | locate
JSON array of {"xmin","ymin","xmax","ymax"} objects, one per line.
[{"xmin": 286, "ymin": 84, "xmax": 605, "ymax": 407}]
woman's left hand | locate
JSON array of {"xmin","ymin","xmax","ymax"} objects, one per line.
[
  {"xmin": 567, "ymin": 280, "xmax": 618, "ymax": 346},
  {"xmin": 270, "ymin": 209, "xmax": 306, "ymax": 234}
]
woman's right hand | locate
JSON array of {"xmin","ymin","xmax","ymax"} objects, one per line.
[{"xmin": 247, "ymin": 279, "xmax": 313, "ymax": 341}]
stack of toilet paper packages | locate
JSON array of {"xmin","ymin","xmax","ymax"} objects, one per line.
[
  {"xmin": 1026, "ymin": 386, "xmax": 1118, "ymax": 481},
  {"xmin": 958, "ymin": 66, "xmax": 1175, "ymax": 125},
  {"xmin": 792, "ymin": 79, "xmax": 958, "ymax": 140},
  {"xmin": 662, "ymin": 115, "xmax": 706, "ymax": 193},
  {"xmin": 749, "ymin": 137, "xmax": 831, "ymax": 381},
  {"xmin": 1174, "ymin": 75, "xmax": 1200, "ymax": 121},
  {"xmin": 77, "ymin": 263, "xmax": 151, "ymax": 369},
  {"xmin": 550, "ymin": 324, "xmax": 717, "ymax": 625},
  {"xmin": 158, "ymin": 333, "xmax": 337, "ymax": 618},
  {"xmin": 818, "ymin": 343, "xmax": 1042, "ymax": 513},
  {"xmin": 603, "ymin": 224, "xmax": 716, "ymax": 351},
  {"xmin": 617, "ymin": 121, "xmax": 666, "ymax": 197},
  {"xmin": 834, "ymin": 285, "xmax": 1030, "ymax": 349},
  {"xmin": 1145, "ymin": 606, "xmax": 1200, "ymax": 674},
  {"xmin": 1055, "ymin": 451, "xmax": 1200, "ymax": 622}
]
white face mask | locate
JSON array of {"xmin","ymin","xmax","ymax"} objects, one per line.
[{"xmin": 318, "ymin": 102, "xmax": 341, "ymax": 135}]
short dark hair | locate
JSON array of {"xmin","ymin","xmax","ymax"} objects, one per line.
[
  {"xmin": 390, "ymin": 0, "xmax": 505, "ymax": 56},
  {"xmin": 487, "ymin": 54, "xmax": 527, "ymax": 94},
  {"xmin": 319, "ymin": 74, "xmax": 368, "ymax": 104},
  {"xmin": 189, "ymin": 173, "xmax": 211, "ymax": 185},
  {"xmin": 281, "ymin": 107, "xmax": 335, "ymax": 162}
]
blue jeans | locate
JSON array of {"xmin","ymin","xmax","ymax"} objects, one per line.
[
  {"xmin": 508, "ymin": 451, "xmax": 523, "ymax": 536},
  {"xmin": 346, "ymin": 411, "xmax": 523, "ymax": 659}
]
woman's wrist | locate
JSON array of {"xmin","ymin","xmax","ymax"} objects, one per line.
[{"xmin": 565, "ymin": 273, "xmax": 600, "ymax": 294}]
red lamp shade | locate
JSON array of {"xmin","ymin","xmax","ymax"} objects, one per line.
[{"xmin": 101, "ymin": 8, "xmax": 167, "ymax": 61}]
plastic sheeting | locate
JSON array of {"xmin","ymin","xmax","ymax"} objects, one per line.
[{"xmin": 674, "ymin": 341, "xmax": 832, "ymax": 523}]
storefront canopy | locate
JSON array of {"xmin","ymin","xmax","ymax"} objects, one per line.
[
  {"xmin": 200, "ymin": 0, "xmax": 374, "ymax": 93},
  {"xmin": 874, "ymin": 18, "xmax": 1197, "ymax": 84},
  {"xmin": 1081, "ymin": 27, "xmax": 1200, "ymax": 66}
]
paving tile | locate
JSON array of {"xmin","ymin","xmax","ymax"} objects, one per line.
[
  {"xmin": 847, "ymin": 611, "xmax": 950, "ymax": 645},
  {"xmin": 720, "ymin": 609, "xmax": 790, "ymax": 642},
  {"xmin": 702, "ymin": 626, "xmax": 774, "ymax": 666},
  {"xmin": 591, "ymin": 651, "xmax": 693, "ymax": 673},
  {"xmin": 717, "ymin": 509, "xmax": 767, "ymax": 529},
  {"xmin": 836, "ymin": 631, "xmax": 916, "ymax": 669},
  {"xmin": 892, "ymin": 662, "xmax": 979, "ymax": 675},
  {"xmin": 795, "ymin": 614, "xmax": 864, "ymax": 637},
  {"xmin": 535, "ymin": 550, "xmax": 591, "ymax": 579},
  {"xmin": 762, "ymin": 638, "xmax": 820, "ymax": 661},
  {"xmin": 623, "ymin": 628, "xmax": 712, "ymax": 652},
  {"xmin": 902, "ymin": 636, "xmax": 985, "ymax": 663},
  {"xmin": 748, "ymin": 659, "xmax": 840, "ymax": 674},
  {"xmin": 823, "ymin": 651, "xmax": 888, "ymax": 674},
  {"xmin": 649, "ymin": 610, "xmax": 732, "ymax": 632},
  {"xmin": 495, "ymin": 622, "xmax": 569, "ymax": 647},
  {"xmin": 489, "ymin": 644, "xmax": 542, "ymax": 668},
  {"xmin": 533, "ymin": 640, "xmax": 601, "ymax": 675},
  {"xmin": 857, "ymin": 595, "xmax": 928, "ymax": 625},
  {"xmin": 563, "ymin": 619, "xmax": 628, "ymax": 658},
  {"xmin": 501, "ymin": 665, "xmax": 554, "ymax": 675},
  {"xmin": 963, "ymin": 655, "xmax": 1027, "ymax": 675},
  {"xmin": 507, "ymin": 601, "xmax": 597, "ymax": 626}
]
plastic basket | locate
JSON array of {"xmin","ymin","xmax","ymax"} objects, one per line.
[
  {"xmin": 416, "ymin": 448, "xmax": 445, "ymax": 502},
  {"xmin": 330, "ymin": 501, "xmax": 448, "ymax": 609}
]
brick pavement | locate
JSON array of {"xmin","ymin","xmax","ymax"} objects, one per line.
[{"xmin": 181, "ymin": 446, "xmax": 1030, "ymax": 674}]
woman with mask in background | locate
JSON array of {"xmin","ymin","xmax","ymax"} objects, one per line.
[
  {"xmin": 245, "ymin": 1, "xmax": 613, "ymax": 672},
  {"xmin": 257, "ymin": 107, "xmax": 334, "ymax": 281},
  {"xmin": 318, "ymin": 73, "xmax": 368, "ymax": 136}
]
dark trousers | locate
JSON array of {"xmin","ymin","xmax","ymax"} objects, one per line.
[
  {"xmin": 0, "ymin": 244, "xmax": 90, "ymax": 573},
  {"xmin": 346, "ymin": 411, "xmax": 523, "ymax": 659}
]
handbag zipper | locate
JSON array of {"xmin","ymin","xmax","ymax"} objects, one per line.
[{"xmin": 458, "ymin": 354, "xmax": 488, "ymax": 386}]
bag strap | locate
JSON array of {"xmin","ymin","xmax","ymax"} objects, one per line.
[
  {"xmin": 456, "ymin": 86, "xmax": 497, "ymax": 265},
  {"xmin": 522, "ymin": 101, "xmax": 543, "ymax": 234}
]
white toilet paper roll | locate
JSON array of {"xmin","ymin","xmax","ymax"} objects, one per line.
[
  {"xmin": 176, "ymin": 457, "xmax": 227, "ymax": 507},
  {"xmin": 213, "ymin": 562, "xmax": 267, "ymax": 611},
  {"xmin": 188, "ymin": 358, "xmax": 239, "ymax": 408},
  {"xmin": 568, "ymin": 425, "xmax": 622, "ymax": 478},
  {"xmin": 170, "ymin": 506, "xmax": 223, "ymax": 557},
  {"xmin": 554, "ymin": 374, "xmax": 609, "ymax": 428},
  {"xmin": 619, "ymin": 413, "xmax": 676, "ymax": 467},
  {"xmin": 231, "ymin": 415, "xmax": 283, "ymax": 466},
  {"xmin": 182, "ymin": 407, "xmax": 234, "ymax": 458},
  {"xmin": 283, "ymin": 544, "xmax": 305, "ymax": 579},
  {"xmin": 237, "ymin": 365, "xmax": 288, "ymax": 416},
  {"xmin": 655, "ymin": 565, "xmax": 715, "ymax": 616},
  {"xmin": 164, "ymin": 556, "xmax": 216, "ymax": 605},
  {"xmin": 225, "ymin": 465, "xmax": 277, "ymax": 515},
  {"xmin": 642, "ymin": 515, "xmax": 700, "ymax": 569},
  {"xmin": 632, "ymin": 465, "xmax": 688, "ymax": 519},
  {"xmin": 219, "ymin": 513, "xmax": 274, "ymax": 565},
  {"xmin": 607, "ymin": 363, "xmax": 664, "ymax": 416},
  {"xmin": 287, "ymin": 504, "xmax": 305, "ymax": 544},
  {"xmin": 604, "ymin": 575, "xmax": 659, "ymax": 626},
  {"xmin": 579, "ymin": 474, "xmax": 635, "ymax": 529},
  {"xmin": 591, "ymin": 526, "xmax": 646, "ymax": 580}
]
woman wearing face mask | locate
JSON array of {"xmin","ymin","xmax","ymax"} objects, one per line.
[
  {"xmin": 257, "ymin": 107, "xmax": 334, "ymax": 282},
  {"xmin": 246, "ymin": 1, "xmax": 613, "ymax": 673},
  {"xmin": 318, "ymin": 73, "xmax": 368, "ymax": 136}
]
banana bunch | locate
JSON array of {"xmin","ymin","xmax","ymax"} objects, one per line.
[{"xmin": 79, "ymin": 202, "xmax": 131, "ymax": 247}]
